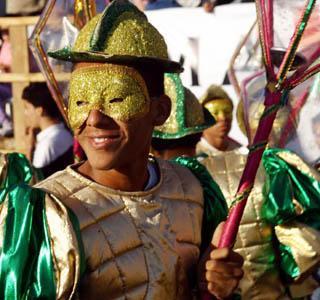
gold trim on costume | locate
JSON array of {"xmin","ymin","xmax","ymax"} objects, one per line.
[
  {"xmin": 277, "ymin": 151, "xmax": 320, "ymax": 181},
  {"xmin": 45, "ymin": 194, "xmax": 81, "ymax": 300}
]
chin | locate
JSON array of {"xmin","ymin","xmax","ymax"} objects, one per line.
[{"xmin": 83, "ymin": 149, "xmax": 118, "ymax": 170}]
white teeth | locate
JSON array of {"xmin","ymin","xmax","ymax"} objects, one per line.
[{"xmin": 94, "ymin": 137, "xmax": 108, "ymax": 143}]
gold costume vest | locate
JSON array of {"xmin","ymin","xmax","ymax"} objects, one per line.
[
  {"xmin": 196, "ymin": 137, "xmax": 241, "ymax": 156},
  {"xmin": 37, "ymin": 158, "xmax": 204, "ymax": 300},
  {"xmin": 199, "ymin": 149, "xmax": 320, "ymax": 300}
]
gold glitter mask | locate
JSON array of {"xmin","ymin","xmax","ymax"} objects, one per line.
[
  {"xmin": 69, "ymin": 64, "xmax": 150, "ymax": 130},
  {"xmin": 204, "ymin": 98, "xmax": 233, "ymax": 121}
]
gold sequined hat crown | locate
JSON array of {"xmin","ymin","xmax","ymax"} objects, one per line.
[
  {"xmin": 199, "ymin": 84, "xmax": 232, "ymax": 105},
  {"xmin": 153, "ymin": 74, "xmax": 215, "ymax": 139},
  {"xmin": 48, "ymin": 0, "xmax": 182, "ymax": 73}
]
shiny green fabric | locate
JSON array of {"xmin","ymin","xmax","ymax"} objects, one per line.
[
  {"xmin": 172, "ymin": 156, "xmax": 228, "ymax": 253},
  {"xmin": 262, "ymin": 148, "xmax": 320, "ymax": 227},
  {"xmin": 0, "ymin": 153, "xmax": 33, "ymax": 191},
  {"xmin": 0, "ymin": 153, "xmax": 56, "ymax": 300},
  {"xmin": 262, "ymin": 148, "xmax": 320, "ymax": 280}
]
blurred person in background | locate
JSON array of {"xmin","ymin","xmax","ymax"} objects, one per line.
[
  {"xmin": 5, "ymin": 0, "xmax": 45, "ymax": 16},
  {"xmin": 0, "ymin": 29, "xmax": 13, "ymax": 137},
  {"xmin": 196, "ymin": 84, "xmax": 241, "ymax": 155},
  {"xmin": 22, "ymin": 82, "xmax": 74, "ymax": 177},
  {"xmin": 136, "ymin": 0, "xmax": 253, "ymax": 11}
]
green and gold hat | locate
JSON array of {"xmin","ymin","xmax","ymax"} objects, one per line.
[
  {"xmin": 48, "ymin": 0, "xmax": 182, "ymax": 73},
  {"xmin": 153, "ymin": 74, "xmax": 215, "ymax": 139}
]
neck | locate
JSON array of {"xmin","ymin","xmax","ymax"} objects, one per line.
[
  {"xmin": 78, "ymin": 154, "xmax": 150, "ymax": 192},
  {"xmin": 39, "ymin": 117, "xmax": 60, "ymax": 131},
  {"xmin": 162, "ymin": 146, "xmax": 195, "ymax": 160},
  {"xmin": 203, "ymin": 132, "xmax": 229, "ymax": 151}
]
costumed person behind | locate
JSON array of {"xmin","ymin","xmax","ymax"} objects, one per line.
[
  {"xmin": 197, "ymin": 80, "xmax": 320, "ymax": 298},
  {"xmin": 196, "ymin": 84, "xmax": 242, "ymax": 156},
  {"xmin": 152, "ymin": 74, "xmax": 215, "ymax": 160},
  {"xmin": 0, "ymin": 1, "xmax": 244, "ymax": 299},
  {"xmin": 22, "ymin": 82, "xmax": 74, "ymax": 177},
  {"xmin": 152, "ymin": 72, "xmax": 230, "ymax": 260}
]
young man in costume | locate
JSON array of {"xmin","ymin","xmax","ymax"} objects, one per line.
[
  {"xmin": 0, "ymin": 1, "xmax": 243, "ymax": 299},
  {"xmin": 153, "ymin": 73, "xmax": 320, "ymax": 299},
  {"xmin": 196, "ymin": 84, "xmax": 242, "ymax": 155}
]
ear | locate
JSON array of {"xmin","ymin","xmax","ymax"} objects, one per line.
[
  {"xmin": 150, "ymin": 95, "xmax": 171, "ymax": 126},
  {"xmin": 35, "ymin": 106, "xmax": 44, "ymax": 117}
]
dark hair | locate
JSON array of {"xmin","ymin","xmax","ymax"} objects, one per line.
[
  {"xmin": 134, "ymin": 65, "xmax": 165, "ymax": 97},
  {"xmin": 22, "ymin": 82, "xmax": 62, "ymax": 120},
  {"xmin": 151, "ymin": 133, "xmax": 202, "ymax": 151}
]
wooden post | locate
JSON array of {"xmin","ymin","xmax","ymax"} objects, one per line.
[
  {"xmin": 0, "ymin": 17, "xmax": 41, "ymax": 152},
  {"xmin": 10, "ymin": 25, "xmax": 29, "ymax": 153}
]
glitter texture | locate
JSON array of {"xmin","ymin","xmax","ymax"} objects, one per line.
[
  {"xmin": 153, "ymin": 74, "xmax": 214, "ymax": 139},
  {"xmin": 105, "ymin": 11, "xmax": 168, "ymax": 59},
  {"xmin": 185, "ymin": 88, "xmax": 205, "ymax": 127},
  {"xmin": 73, "ymin": 15, "xmax": 100, "ymax": 52},
  {"xmin": 69, "ymin": 64, "xmax": 150, "ymax": 130},
  {"xmin": 204, "ymin": 99, "xmax": 233, "ymax": 121},
  {"xmin": 157, "ymin": 75, "xmax": 180, "ymax": 134},
  {"xmin": 74, "ymin": 10, "xmax": 167, "ymax": 59},
  {"xmin": 48, "ymin": 0, "xmax": 181, "ymax": 72}
]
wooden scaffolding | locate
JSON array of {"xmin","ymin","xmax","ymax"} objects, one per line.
[{"xmin": 0, "ymin": 16, "xmax": 44, "ymax": 153}]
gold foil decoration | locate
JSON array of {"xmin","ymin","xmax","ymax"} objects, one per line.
[
  {"xmin": 74, "ymin": 0, "xmax": 97, "ymax": 29},
  {"xmin": 247, "ymin": 100, "xmax": 294, "ymax": 146},
  {"xmin": 69, "ymin": 64, "xmax": 150, "ymax": 129}
]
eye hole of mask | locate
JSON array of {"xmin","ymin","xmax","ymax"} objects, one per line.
[
  {"xmin": 76, "ymin": 100, "xmax": 89, "ymax": 107},
  {"xmin": 109, "ymin": 98, "xmax": 124, "ymax": 104}
]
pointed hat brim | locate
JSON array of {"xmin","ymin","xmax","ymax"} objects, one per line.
[{"xmin": 48, "ymin": 48, "xmax": 183, "ymax": 73}]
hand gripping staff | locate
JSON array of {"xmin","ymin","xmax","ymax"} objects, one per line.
[{"xmin": 203, "ymin": 0, "xmax": 320, "ymax": 298}]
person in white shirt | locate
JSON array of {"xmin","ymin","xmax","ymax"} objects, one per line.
[
  {"xmin": 196, "ymin": 84, "xmax": 242, "ymax": 155},
  {"xmin": 22, "ymin": 82, "xmax": 74, "ymax": 177}
]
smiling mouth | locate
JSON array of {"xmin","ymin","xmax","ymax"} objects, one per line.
[{"xmin": 89, "ymin": 134, "xmax": 121, "ymax": 149}]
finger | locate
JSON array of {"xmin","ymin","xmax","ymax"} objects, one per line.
[
  {"xmin": 207, "ymin": 277, "xmax": 238, "ymax": 298},
  {"xmin": 206, "ymin": 260, "xmax": 244, "ymax": 278},
  {"xmin": 206, "ymin": 270, "xmax": 240, "ymax": 284},
  {"xmin": 211, "ymin": 221, "xmax": 225, "ymax": 247}
]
